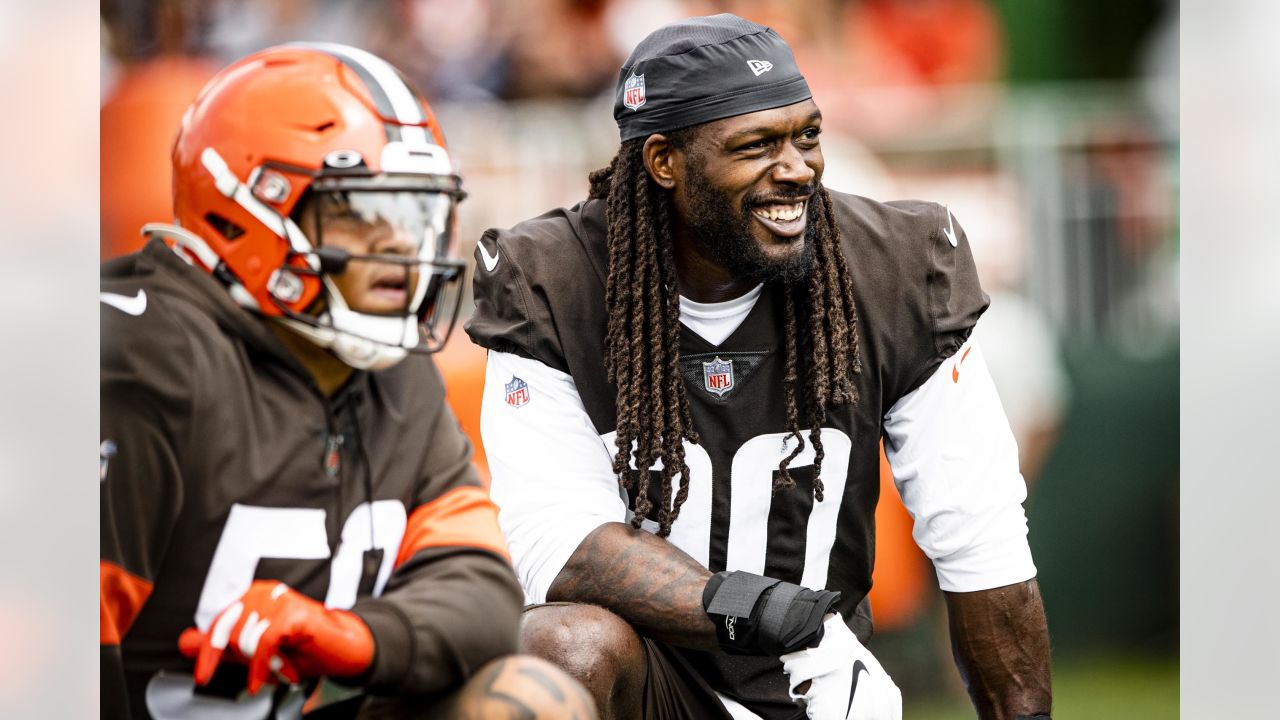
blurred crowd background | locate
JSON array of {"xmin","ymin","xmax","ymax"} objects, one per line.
[{"xmin": 100, "ymin": 1, "xmax": 1179, "ymax": 716}]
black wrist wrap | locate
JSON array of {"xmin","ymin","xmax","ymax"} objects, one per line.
[{"xmin": 702, "ymin": 570, "xmax": 840, "ymax": 656}]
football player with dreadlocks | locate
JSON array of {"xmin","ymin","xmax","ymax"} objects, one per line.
[
  {"xmin": 468, "ymin": 14, "xmax": 1051, "ymax": 720},
  {"xmin": 100, "ymin": 44, "xmax": 596, "ymax": 720}
]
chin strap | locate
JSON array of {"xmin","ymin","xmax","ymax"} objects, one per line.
[
  {"xmin": 275, "ymin": 315, "xmax": 411, "ymax": 372},
  {"xmin": 292, "ymin": 275, "xmax": 419, "ymax": 371}
]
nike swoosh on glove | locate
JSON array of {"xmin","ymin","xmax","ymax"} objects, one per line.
[
  {"xmin": 780, "ymin": 614, "xmax": 902, "ymax": 720},
  {"xmin": 178, "ymin": 580, "xmax": 374, "ymax": 695}
]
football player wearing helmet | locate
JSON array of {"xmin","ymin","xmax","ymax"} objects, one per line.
[
  {"xmin": 467, "ymin": 14, "xmax": 1051, "ymax": 720},
  {"xmin": 100, "ymin": 44, "xmax": 596, "ymax": 720}
]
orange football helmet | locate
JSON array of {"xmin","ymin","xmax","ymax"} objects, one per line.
[{"xmin": 154, "ymin": 43, "xmax": 466, "ymax": 369}]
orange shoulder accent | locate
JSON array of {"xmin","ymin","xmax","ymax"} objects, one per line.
[
  {"xmin": 396, "ymin": 486, "xmax": 511, "ymax": 568},
  {"xmin": 101, "ymin": 560, "xmax": 154, "ymax": 645}
]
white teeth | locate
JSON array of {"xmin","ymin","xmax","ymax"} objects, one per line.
[{"xmin": 755, "ymin": 202, "xmax": 805, "ymax": 223}]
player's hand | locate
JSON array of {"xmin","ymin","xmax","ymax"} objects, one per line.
[
  {"xmin": 177, "ymin": 580, "xmax": 374, "ymax": 695},
  {"xmin": 780, "ymin": 614, "xmax": 902, "ymax": 720}
]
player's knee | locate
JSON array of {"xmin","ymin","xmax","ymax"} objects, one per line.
[{"xmin": 520, "ymin": 604, "xmax": 644, "ymax": 688}]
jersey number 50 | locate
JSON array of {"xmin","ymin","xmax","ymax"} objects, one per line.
[{"xmin": 193, "ymin": 500, "xmax": 407, "ymax": 630}]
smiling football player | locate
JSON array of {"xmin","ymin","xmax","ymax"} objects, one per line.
[{"xmin": 467, "ymin": 13, "xmax": 1052, "ymax": 720}]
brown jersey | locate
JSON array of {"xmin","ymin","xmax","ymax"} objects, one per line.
[
  {"xmin": 101, "ymin": 239, "xmax": 520, "ymax": 719},
  {"xmin": 465, "ymin": 190, "xmax": 988, "ymax": 718}
]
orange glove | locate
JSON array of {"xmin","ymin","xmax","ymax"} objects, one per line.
[{"xmin": 178, "ymin": 580, "xmax": 374, "ymax": 695}]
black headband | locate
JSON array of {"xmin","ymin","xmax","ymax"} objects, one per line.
[{"xmin": 613, "ymin": 13, "xmax": 813, "ymax": 142}]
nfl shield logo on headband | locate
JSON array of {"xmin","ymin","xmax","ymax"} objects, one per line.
[{"xmin": 623, "ymin": 73, "xmax": 646, "ymax": 110}]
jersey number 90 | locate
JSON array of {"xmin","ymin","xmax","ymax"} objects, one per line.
[{"xmin": 609, "ymin": 429, "xmax": 852, "ymax": 590}]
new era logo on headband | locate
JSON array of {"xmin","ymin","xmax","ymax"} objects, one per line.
[{"xmin": 747, "ymin": 60, "xmax": 773, "ymax": 76}]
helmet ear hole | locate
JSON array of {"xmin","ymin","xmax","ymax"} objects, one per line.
[{"xmin": 204, "ymin": 212, "xmax": 246, "ymax": 241}]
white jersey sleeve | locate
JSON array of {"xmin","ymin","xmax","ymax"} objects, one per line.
[
  {"xmin": 883, "ymin": 338, "xmax": 1037, "ymax": 592},
  {"xmin": 480, "ymin": 351, "xmax": 627, "ymax": 604}
]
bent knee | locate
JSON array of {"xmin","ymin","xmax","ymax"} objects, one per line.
[{"xmin": 520, "ymin": 604, "xmax": 645, "ymax": 682}]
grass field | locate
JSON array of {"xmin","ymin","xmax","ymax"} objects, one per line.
[{"xmin": 909, "ymin": 655, "xmax": 1178, "ymax": 719}]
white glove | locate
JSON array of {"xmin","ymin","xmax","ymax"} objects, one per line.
[{"xmin": 780, "ymin": 614, "xmax": 902, "ymax": 720}]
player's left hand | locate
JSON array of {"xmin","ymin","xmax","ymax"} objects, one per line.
[
  {"xmin": 178, "ymin": 580, "xmax": 374, "ymax": 695},
  {"xmin": 780, "ymin": 614, "xmax": 902, "ymax": 720}
]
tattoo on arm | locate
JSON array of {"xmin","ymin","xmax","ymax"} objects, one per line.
[
  {"xmin": 945, "ymin": 579, "xmax": 1053, "ymax": 720},
  {"xmin": 547, "ymin": 522, "xmax": 718, "ymax": 651},
  {"xmin": 473, "ymin": 656, "xmax": 599, "ymax": 720}
]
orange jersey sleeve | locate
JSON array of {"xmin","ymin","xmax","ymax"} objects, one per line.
[{"xmin": 396, "ymin": 485, "xmax": 510, "ymax": 567}]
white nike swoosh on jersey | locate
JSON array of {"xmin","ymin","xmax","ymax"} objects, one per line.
[
  {"xmin": 942, "ymin": 207, "xmax": 958, "ymax": 248},
  {"xmin": 100, "ymin": 289, "xmax": 147, "ymax": 316},
  {"xmin": 478, "ymin": 239, "xmax": 500, "ymax": 272}
]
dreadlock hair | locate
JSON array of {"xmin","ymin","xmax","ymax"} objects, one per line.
[{"xmin": 588, "ymin": 133, "xmax": 863, "ymax": 538}]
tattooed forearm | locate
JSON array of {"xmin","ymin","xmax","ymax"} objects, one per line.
[
  {"xmin": 435, "ymin": 656, "xmax": 599, "ymax": 720},
  {"xmin": 474, "ymin": 658, "xmax": 539, "ymax": 720},
  {"xmin": 547, "ymin": 522, "xmax": 717, "ymax": 650},
  {"xmin": 945, "ymin": 579, "xmax": 1053, "ymax": 720},
  {"xmin": 473, "ymin": 656, "xmax": 599, "ymax": 720},
  {"xmin": 358, "ymin": 655, "xmax": 599, "ymax": 719}
]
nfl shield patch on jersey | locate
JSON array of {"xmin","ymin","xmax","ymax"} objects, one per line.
[
  {"xmin": 702, "ymin": 357, "xmax": 734, "ymax": 397},
  {"xmin": 505, "ymin": 376, "xmax": 531, "ymax": 408}
]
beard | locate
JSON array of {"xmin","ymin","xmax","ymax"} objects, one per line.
[{"xmin": 680, "ymin": 161, "xmax": 818, "ymax": 286}]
